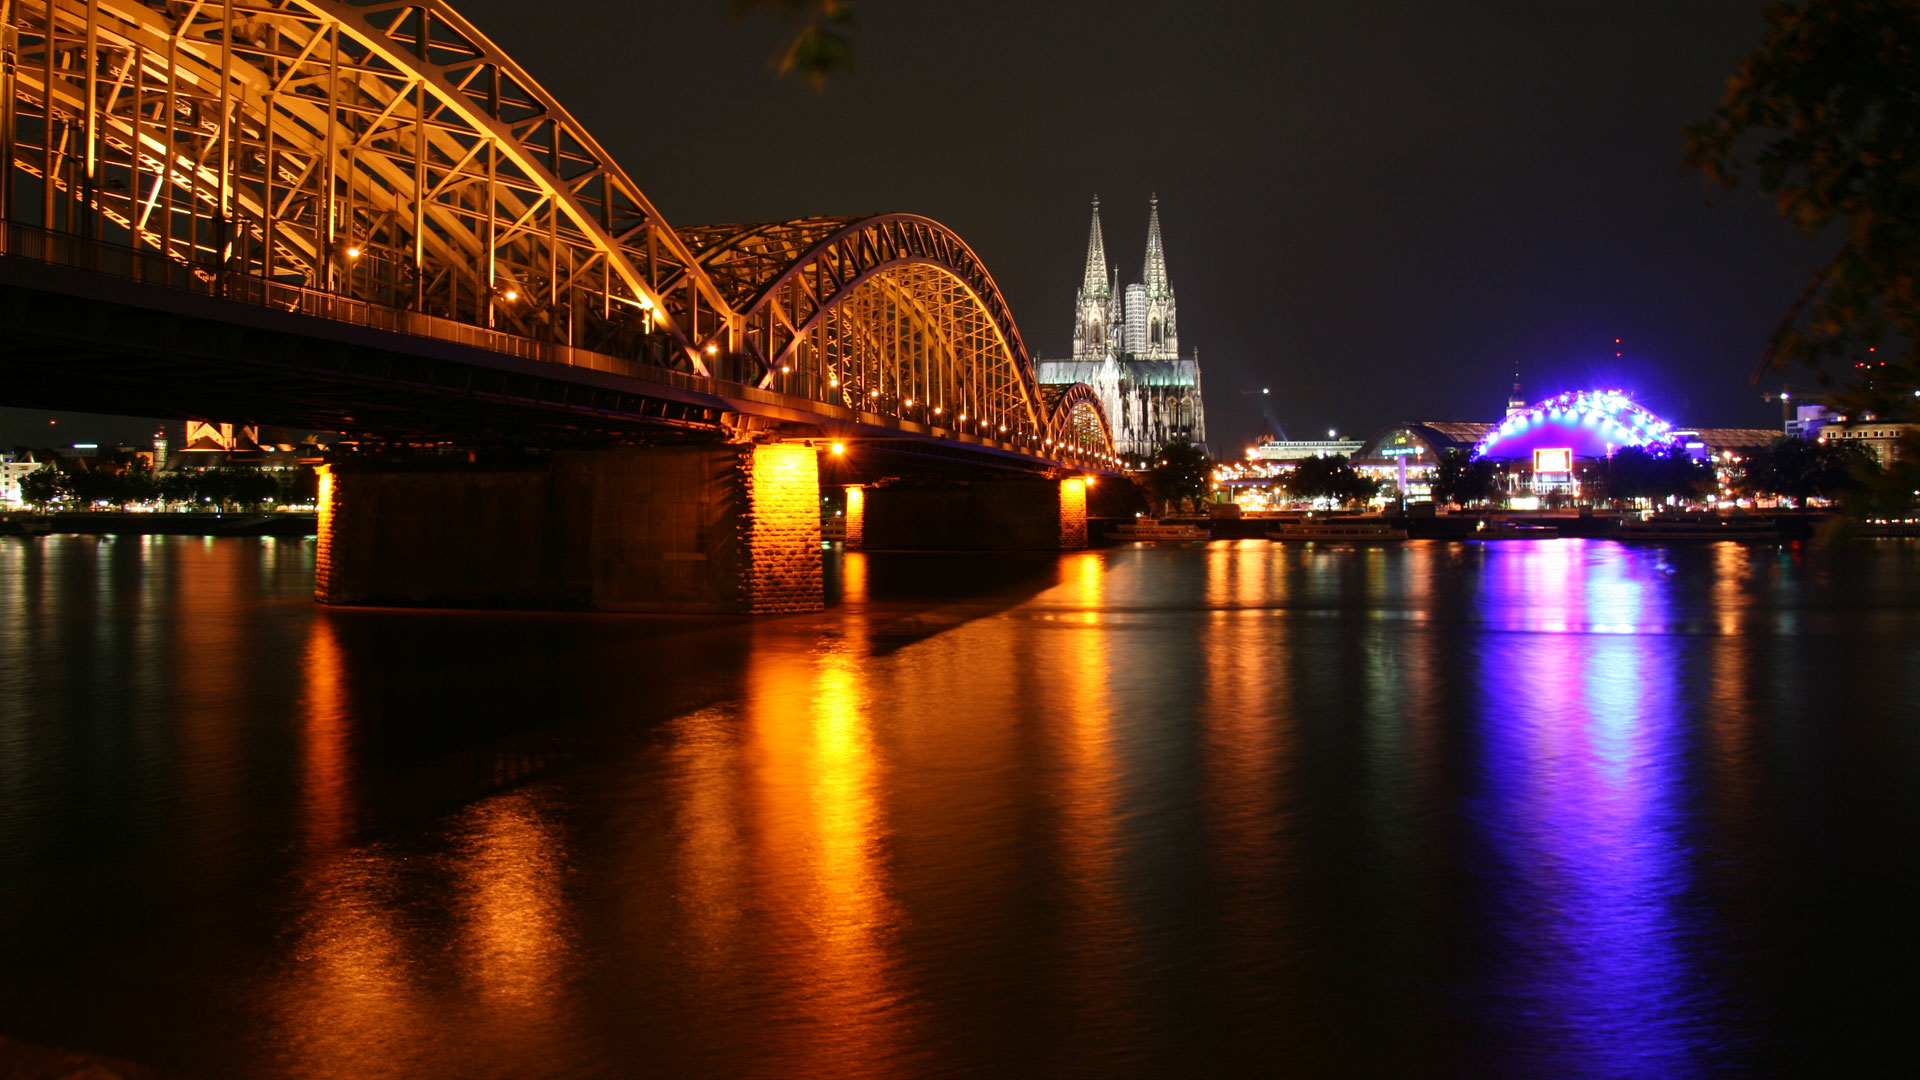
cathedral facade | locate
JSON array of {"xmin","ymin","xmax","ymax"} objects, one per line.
[{"xmin": 1036, "ymin": 195, "xmax": 1207, "ymax": 462}]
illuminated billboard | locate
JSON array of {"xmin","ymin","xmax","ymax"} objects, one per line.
[{"xmin": 1533, "ymin": 448, "xmax": 1573, "ymax": 473}]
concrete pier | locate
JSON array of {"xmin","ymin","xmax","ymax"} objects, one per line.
[{"xmin": 315, "ymin": 443, "xmax": 823, "ymax": 613}]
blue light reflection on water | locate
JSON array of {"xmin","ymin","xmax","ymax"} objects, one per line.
[{"xmin": 1472, "ymin": 541, "xmax": 1722, "ymax": 1076}]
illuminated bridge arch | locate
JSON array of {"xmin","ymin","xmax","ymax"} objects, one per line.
[
  {"xmin": 1042, "ymin": 382, "xmax": 1114, "ymax": 455},
  {"xmin": 1, "ymin": 0, "xmax": 734, "ymax": 371},
  {"xmin": 2, "ymin": 0, "xmax": 1116, "ymax": 460},
  {"xmin": 677, "ymin": 214, "xmax": 1115, "ymax": 458}
]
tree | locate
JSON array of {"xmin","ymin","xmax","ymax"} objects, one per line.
[
  {"xmin": 1286, "ymin": 453, "xmax": 1378, "ymax": 508},
  {"xmin": 1144, "ymin": 441, "xmax": 1211, "ymax": 513},
  {"xmin": 1430, "ymin": 448, "xmax": 1500, "ymax": 507},
  {"xmin": 734, "ymin": 0, "xmax": 855, "ymax": 90},
  {"xmin": 1687, "ymin": 1, "xmax": 1920, "ymax": 387},
  {"xmin": 1738, "ymin": 436, "xmax": 1877, "ymax": 502},
  {"xmin": 18, "ymin": 465, "xmax": 68, "ymax": 509},
  {"xmin": 1597, "ymin": 446, "xmax": 1715, "ymax": 505}
]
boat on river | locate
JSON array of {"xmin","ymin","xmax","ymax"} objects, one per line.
[
  {"xmin": 1857, "ymin": 518, "xmax": 1920, "ymax": 537},
  {"xmin": 1267, "ymin": 517, "xmax": 1408, "ymax": 542},
  {"xmin": 1473, "ymin": 520, "xmax": 1558, "ymax": 540},
  {"xmin": 1612, "ymin": 515, "xmax": 1779, "ymax": 541},
  {"xmin": 1110, "ymin": 519, "xmax": 1210, "ymax": 542}
]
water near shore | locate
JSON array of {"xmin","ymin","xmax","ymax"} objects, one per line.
[{"xmin": 2, "ymin": 534, "xmax": 1916, "ymax": 1078}]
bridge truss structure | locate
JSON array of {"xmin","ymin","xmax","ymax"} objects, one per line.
[{"xmin": 0, "ymin": 0, "xmax": 1118, "ymax": 465}]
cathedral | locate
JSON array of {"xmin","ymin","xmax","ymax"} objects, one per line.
[{"xmin": 1036, "ymin": 195, "xmax": 1207, "ymax": 461}]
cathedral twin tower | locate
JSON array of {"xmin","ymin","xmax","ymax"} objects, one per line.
[{"xmin": 1038, "ymin": 195, "xmax": 1207, "ymax": 459}]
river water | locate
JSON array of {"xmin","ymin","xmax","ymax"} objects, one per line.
[{"xmin": 1, "ymin": 535, "xmax": 1916, "ymax": 1078}]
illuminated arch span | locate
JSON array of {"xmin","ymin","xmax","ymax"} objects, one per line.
[
  {"xmin": 1471, "ymin": 389, "xmax": 1677, "ymax": 461},
  {"xmin": 2, "ymin": 0, "xmax": 734, "ymax": 371},
  {"xmin": 676, "ymin": 214, "xmax": 1113, "ymax": 456},
  {"xmin": 1, "ymin": 1, "xmax": 1116, "ymax": 455},
  {"xmin": 1041, "ymin": 382, "xmax": 1114, "ymax": 454}
]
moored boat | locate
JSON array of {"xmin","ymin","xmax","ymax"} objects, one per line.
[
  {"xmin": 1853, "ymin": 518, "xmax": 1920, "ymax": 538},
  {"xmin": 1612, "ymin": 515, "xmax": 1779, "ymax": 541},
  {"xmin": 1110, "ymin": 519, "xmax": 1210, "ymax": 542},
  {"xmin": 1267, "ymin": 517, "xmax": 1408, "ymax": 541},
  {"xmin": 1473, "ymin": 520, "xmax": 1559, "ymax": 539}
]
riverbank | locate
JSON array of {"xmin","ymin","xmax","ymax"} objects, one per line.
[
  {"xmin": 0, "ymin": 511, "xmax": 315, "ymax": 537},
  {"xmin": 1098, "ymin": 509, "xmax": 1829, "ymax": 542}
]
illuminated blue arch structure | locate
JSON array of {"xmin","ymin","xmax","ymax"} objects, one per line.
[{"xmin": 1471, "ymin": 390, "xmax": 1677, "ymax": 462}]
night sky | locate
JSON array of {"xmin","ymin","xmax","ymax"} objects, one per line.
[{"xmin": 5, "ymin": 0, "xmax": 1822, "ymax": 452}]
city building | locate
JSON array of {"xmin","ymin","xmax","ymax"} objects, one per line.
[
  {"xmin": 1816, "ymin": 418, "xmax": 1919, "ymax": 467},
  {"xmin": 1352, "ymin": 422, "xmax": 1495, "ymax": 499},
  {"xmin": 1, "ymin": 453, "xmax": 42, "ymax": 506},
  {"xmin": 1247, "ymin": 435, "xmax": 1364, "ymax": 462},
  {"xmin": 1219, "ymin": 378, "xmax": 1787, "ymax": 512},
  {"xmin": 1036, "ymin": 196, "xmax": 1207, "ymax": 461}
]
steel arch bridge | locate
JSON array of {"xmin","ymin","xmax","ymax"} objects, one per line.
[{"xmin": 0, "ymin": 0, "xmax": 1118, "ymax": 464}]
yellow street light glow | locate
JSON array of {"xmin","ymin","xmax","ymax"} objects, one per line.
[
  {"xmin": 705, "ymin": 343, "xmax": 719, "ymax": 355},
  {"xmin": 344, "ymin": 246, "xmax": 361, "ymax": 258},
  {"xmin": 502, "ymin": 289, "xmax": 518, "ymax": 301},
  {"xmin": 830, "ymin": 442, "xmax": 845, "ymax": 456},
  {"xmin": 780, "ymin": 365, "xmax": 791, "ymax": 373},
  {"xmin": 933, "ymin": 406, "xmax": 943, "ymax": 415},
  {"xmin": 903, "ymin": 398, "xmax": 912, "ymax": 406}
]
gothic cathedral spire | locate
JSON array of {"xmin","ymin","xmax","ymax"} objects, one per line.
[
  {"xmin": 1126, "ymin": 194, "xmax": 1178, "ymax": 359},
  {"xmin": 1073, "ymin": 196, "xmax": 1114, "ymax": 358},
  {"xmin": 1142, "ymin": 192, "xmax": 1170, "ymax": 294},
  {"xmin": 1082, "ymin": 195, "xmax": 1110, "ymax": 297}
]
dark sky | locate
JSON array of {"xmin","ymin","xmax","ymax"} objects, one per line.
[{"xmin": 7, "ymin": 0, "xmax": 1820, "ymax": 451}]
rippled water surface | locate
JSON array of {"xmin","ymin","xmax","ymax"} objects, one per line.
[{"xmin": 2, "ymin": 535, "xmax": 1918, "ymax": 1078}]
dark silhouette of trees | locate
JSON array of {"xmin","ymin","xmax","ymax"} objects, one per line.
[
  {"xmin": 1145, "ymin": 441, "xmax": 1212, "ymax": 513},
  {"xmin": 1688, "ymin": 1, "xmax": 1920, "ymax": 513},
  {"xmin": 1430, "ymin": 448, "xmax": 1500, "ymax": 507},
  {"xmin": 1286, "ymin": 454, "xmax": 1378, "ymax": 508},
  {"xmin": 1737, "ymin": 437, "xmax": 1877, "ymax": 503},
  {"xmin": 1687, "ymin": 1, "xmax": 1920, "ymax": 384},
  {"xmin": 1595, "ymin": 446, "xmax": 1715, "ymax": 504},
  {"xmin": 18, "ymin": 466, "xmax": 68, "ymax": 508},
  {"xmin": 734, "ymin": 1, "xmax": 854, "ymax": 90}
]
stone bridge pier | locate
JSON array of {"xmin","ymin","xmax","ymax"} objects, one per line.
[
  {"xmin": 315, "ymin": 444, "xmax": 823, "ymax": 614},
  {"xmin": 845, "ymin": 478, "xmax": 1089, "ymax": 552}
]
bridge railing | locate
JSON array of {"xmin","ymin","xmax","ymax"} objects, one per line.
[
  {"xmin": 0, "ymin": 220, "xmax": 1061, "ymax": 461},
  {"xmin": 0, "ymin": 218, "xmax": 706, "ymax": 384}
]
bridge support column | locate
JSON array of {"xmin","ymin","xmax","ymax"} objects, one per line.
[
  {"xmin": 315, "ymin": 444, "xmax": 823, "ymax": 614},
  {"xmin": 846, "ymin": 477, "xmax": 1087, "ymax": 551}
]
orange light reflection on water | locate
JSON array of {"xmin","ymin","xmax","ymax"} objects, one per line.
[
  {"xmin": 299, "ymin": 615, "xmax": 351, "ymax": 852},
  {"xmin": 739, "ymin": 612, "xmax": 908, "ymax": 1077},
  {"xmin": 1043, "ymin": 551, "xmax": 1141, "ymax": 1041}
]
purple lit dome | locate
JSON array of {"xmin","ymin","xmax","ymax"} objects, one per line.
[{"xmin": 1470, "ymin": 390, "xmax": 1676, "ymax": 462}]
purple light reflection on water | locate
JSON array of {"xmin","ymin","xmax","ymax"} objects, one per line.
[{"xmin": 1473, "ymin": 540, "xmax": 1727, "ymax": 1077}]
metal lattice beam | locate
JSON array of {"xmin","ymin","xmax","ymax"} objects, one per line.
[
  {"xmin": 1, "ymin": 0, "xmax": 1117, "ymax": 459},
  {"xmin": 0, "ymin": 0, "xmax": 734, "ymax": 373}
]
